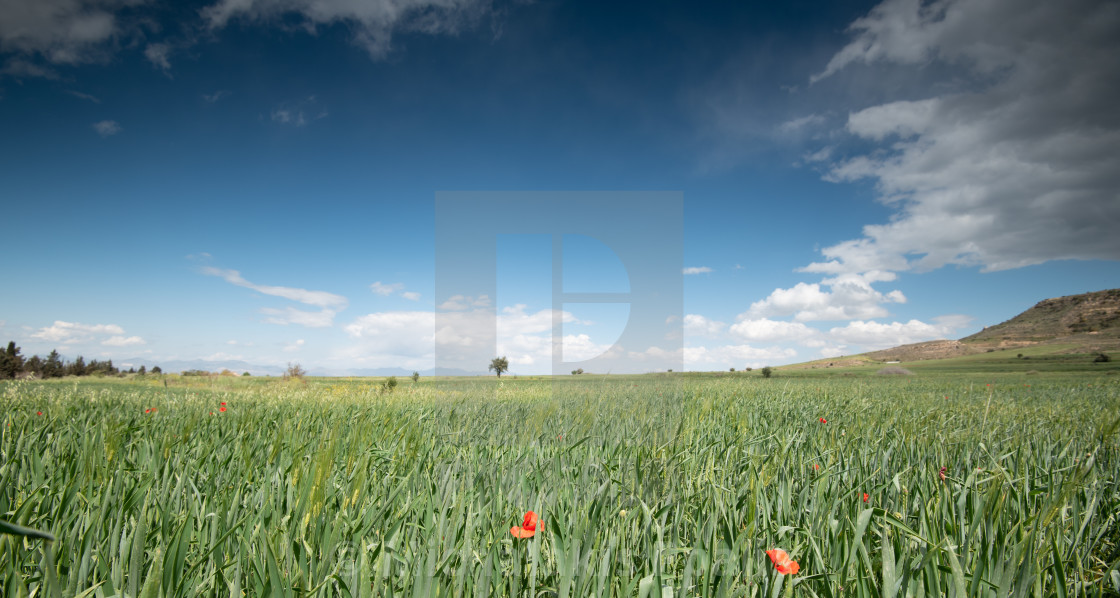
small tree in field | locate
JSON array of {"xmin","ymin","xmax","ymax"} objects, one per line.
[
  {"xmin": 761, "ymin": 366, "xmax": 773, "ymax": 378},
  {"xmin": 411, "ymin": 371, "xmax": 420, "ymax": 383},
  {"xmin": 285, "ymin": 362, "xmax": 306, "ymax": 380},
  {"xmin": 489, "ymin": 356, "xmax": 509, "ymax": 378}
]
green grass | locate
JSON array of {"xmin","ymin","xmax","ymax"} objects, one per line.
[{"xmin": 2, "ymin": 374, "xmax": 1119, "ymax": 597}]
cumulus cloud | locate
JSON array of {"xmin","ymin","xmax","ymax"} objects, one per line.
[
  {"xmin": 0, "ymin": 0, "xmax": 126, "ymax": 67},
  {"xmin": 828, "ymin": 318, "xmax": 958, "ymax": 350},
  {"xmin": 201, "ymin": 0, "xmax": 494, "ymax": 60},
  {"xmin": 31, "ymin": 321, "xmax": 125, "ymax": 344},
  {"xmin": 682, "ymin": 266, "xmax": 712, "ymax": 275},
  {"xmin": 684, "ymin": 344, "xmax": 798, "ymax": 369},
  {"xmin": 729, "ymin": 318, "xmax": 819, "ymax": 343},
  {"xmin": 807, "ymin": 0, "xmax": 1120, "ymax": 275},
  {"xmin": 683, "ymin": 314, "xmax": 725, "ymax": 337},
  {"xmin": 401, "ymin": 291, "xmax": 421, "ymax": 301},
  {"xmin": 745, "ymin": 273, "xmax": 905, "ymax": 322},
  {"xmin": 92, "ymin": 120, "xmax": 121, "ymax": 137}
]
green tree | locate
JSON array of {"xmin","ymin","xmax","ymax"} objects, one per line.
[
  {"xmin": 761, "ymin": 366, "xmax": 773, "ymax": 378},
  {"xmin": 42, "ymin": 350, "xmax": 64, "ymax": 378},
  {"xmin": 151, "ymin": 365, "xmax": 162, "ymax": 374},
  {"xmin": 67, "ymin": 355, "xmax": 87, "ymax": 376},
  {"xmin": 138, "ymin": 365, "xmax": 147, "ymax": 376},
  {"xmin": 411, "ymin": 371, "xmax": 420, "ymax": 383},
  {"xmin": 489, "ymin": 356, "xmax": 509, "ymax": 378},
  {"xmin": 0, "ymin": 341, "xmax": 23, "ymax": 379}
]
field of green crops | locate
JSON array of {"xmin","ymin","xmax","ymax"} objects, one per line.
[{"xmin": 2, "ymin": 373, "xmax": 1119, "ymax": 597}]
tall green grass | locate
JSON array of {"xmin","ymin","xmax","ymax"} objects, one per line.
[{"xmin": 2, "ymin": 374, "xmax": 1118, "ymax": 596}]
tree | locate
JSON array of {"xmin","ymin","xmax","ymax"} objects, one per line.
[
  {"xmin": 411, "ymin": 371, "xmax": 420, "ymax": 383},
  {"xmin": 67, "ymin": 356, "xmax": 87, "ymax": 376},
  {"xmin": 138, "ymin": 365, "xmax": 146, "ymax": 376},
  {"xmin": 285, "ymin": 362, "xmax": 306, "ymax": 379},
  {"xmin": 0, "ymin": 341, "xmax": 23, "ymax": 379},
  {"xmin": 381, "ymin": 376, "xmax": 398, "ymax": 393},
  {"xmin": 42, "ymin": 350, "xmax": 64, "ymax": 378},
  {"xmin": 151, "ymin": 366, "xmax": 162, "ymax": 374},
  {"xmin": 761, "ymin": 366, "xmax": 773, "ymax": 378},
  {"xmin": 489, "ymin": 356, "xmax": 509, "ymax": 378}
]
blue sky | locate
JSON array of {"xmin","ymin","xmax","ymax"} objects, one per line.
[{"xmin": 1, "ymin": 0, "xmax": 1118, "ymax": 374}]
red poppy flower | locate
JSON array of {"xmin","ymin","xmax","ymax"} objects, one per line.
[
  {"xmin": 510, "ymin": 511, "xmax": 541, "ymax": 539},
  {"xmin": 145, "ymin": 408, "xmax": 151, "ymax": 414},
  {"xmin": 36, "ymin": 411, "xmax": 42, "ymax": 416},
  {"xmin": 819, "ymin": 417, "xmax": 827, "ymax": 424},
  {"xmin": 766, "ymin": 548, "xmax": 800, "ymax": 575},
  {"xmin": 219, "ymin": 406, "xmax": 227, "ymax": 412},
  {"xmin": 862, "ymin": 493, "xmax": 869, "ymax": 503},
  {"xmin": 813, "ymin": 463, "xmax": 820, "ymax": 470},
  {"xmin": 220, "ymin": 402, "xmax": 226, "ymax": 406},
  {"xmin": 938, "ymin": 466, "xmax": 947, "ymax": 481}
]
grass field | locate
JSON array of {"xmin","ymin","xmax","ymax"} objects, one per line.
[{"xmin": 2, "ymin": 372, "xmax": 1119, "ymax": 597}]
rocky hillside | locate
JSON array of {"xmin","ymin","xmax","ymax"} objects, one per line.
[
  {"xmin": 961, "ymin": 288, "xmax": 1120, "ymax": 342},
  {"xmin": 856, "ymin": 289, "xmax": 1120, "ymax": 364}
]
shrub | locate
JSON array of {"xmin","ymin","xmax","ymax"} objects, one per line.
[
  {"xmin": 285, "ymin": 362, "xmax": 306, "ymax": 380},
  {"xmin": 1094, "ymin": 353, "xmax": 1111, "ymax": 363},
  {"xmin": 411, "ymin": 371, "xmax": 420, "ymax": 383},
  {"xmin": 381, "ymin": 376, "xmax": 398, "ymax": 393},
  {"xmin": 876, "ymin": 366, "xmax": 914, "ymax": 375},
  {"xmin": 761, "ymin": 366, "xmax": 773, "ymax": 378}
]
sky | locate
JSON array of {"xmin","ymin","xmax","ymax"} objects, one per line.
[{"xmin": 1, "ymin": 0, "xmax": 1118, "ymax": 375}]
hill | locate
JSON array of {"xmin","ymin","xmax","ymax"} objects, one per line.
[
  {"xmin": 786, "ymin": 288, "xmax": 1120, "ymax": 370},
  {"xmin": 960, "ymin": 288, "xmax": 1120, "ymax": 343}
]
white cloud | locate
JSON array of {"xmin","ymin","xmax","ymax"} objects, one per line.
[
  {"xmin": 437, "ymin": 294, "xmax": 490, "ymax": 311},
  {"xmin": 828, "ymin": 318, "xmax": 960, "ymax": 350},
  {"xmin": 744, "ymin": 275, "xmax": 904, "ymax": 322},
  {"xmin": 683, "ymin": 314, "xmax": 725, "ymax": 337},
  {"xmin": 778, "ymin": 114, "xmax": 825, "ymax": 134},
  {"xmin": 143, "ymin": 42, "xmax": 171, "ymax": 72},
  {"xmin": 261, "ymin": 307, "xmax": 337, "ymax": 328},
  {"xmin": 31, "ymin": 321, "xmax": 124, "ymax": 343},
  {"xmin": 202, "ymin": 0, "xmax": 494, "ymax": 60},
  {"xmin": 401, "ymin": 291, "xmax": 421, "ymax": 301},
  {"xmin": 201, "ymin": 267, "xmax": 348, "ymax": 309},
  {"xmin": 92, "ymin": 120, "xmax": 121, "ymax": 137},
  {"xmin": 67, "ymin": 90, "xmax": 100, "ymax": 103},
  {"xmin": 729, "ymin": 318, "xmax": 819, "ymax": 343},
  {"xmin": 370, "ymin": 281, "xmax": 402, "ymax": 296},
  {"xmin": 682, "ymin": 266, "xmax": 712, "ymax": 275},
  {"xmin": 102, "ymin": 335, "xmax": 145, "ymax": 347},
  {"xmin": 0, "ymin": 0, "xmax": 124, "ymax": 66},
  {"xmin": 807, "ymin": 0, "xmax": 1120, "ymax": 274},
  {"xmin": 283, "ymin": 339, "xmax": 305, "ymax": 352},
  {"xmin": 684, "ymin": 344, "xmax": 798, "ymax": 369}
]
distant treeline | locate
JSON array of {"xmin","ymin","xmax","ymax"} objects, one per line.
[{"xmin": 0, "ymin": 340, "xmax": 161, "ymax": 380}]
